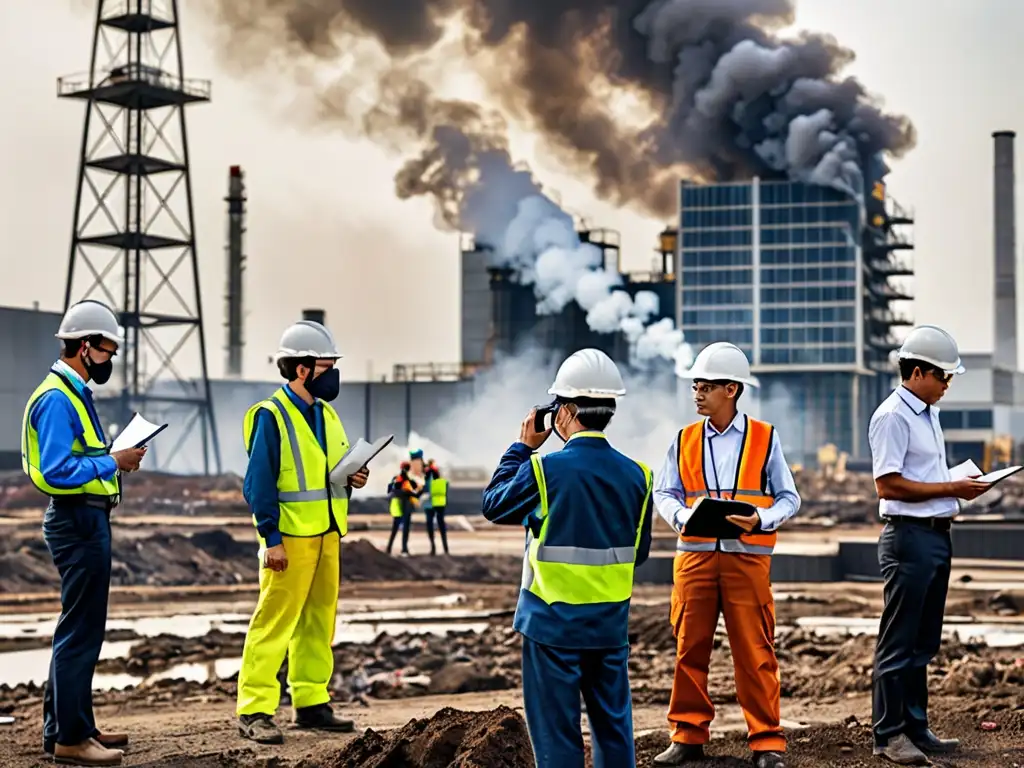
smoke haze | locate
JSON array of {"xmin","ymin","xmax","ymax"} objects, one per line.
[{"xmin": 203, "ymin": 0, "xmax": 916, "ymax": 212}]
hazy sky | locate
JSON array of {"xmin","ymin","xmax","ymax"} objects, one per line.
[{"xmin": 2, "ymin": 0, "xmax": 1022, "ymax": 382}]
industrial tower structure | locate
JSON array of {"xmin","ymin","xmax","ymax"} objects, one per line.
[{"xmin": 58, "ymin": 0, "xmax": 221, "ymax": 474}]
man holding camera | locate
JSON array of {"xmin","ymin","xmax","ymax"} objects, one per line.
[{"xmin": 481, "ymin": 348, "xmax": 654, "ymax": 768}]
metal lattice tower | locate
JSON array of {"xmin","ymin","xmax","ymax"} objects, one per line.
[{"xmin": 58, "ymin": 0, "xmax": 221, "ymax": 474}]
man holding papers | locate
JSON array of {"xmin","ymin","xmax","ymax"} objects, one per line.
[
  {"xmin": 236, "ymin": 320, "xmax": 369, "ymax": 745},
  {"xmin": 21, "ymin": 300, "xmax": 146, "ymax": 766},
  {"xmin": 652, "ymin": 342, "xmax": 799, "ymax": 768},
  {"xmin": 868, "ymin": 325, "xmax": 990, "ymax": 764}
]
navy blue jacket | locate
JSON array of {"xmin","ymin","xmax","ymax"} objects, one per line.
[{"xmin": 482, "ymin": 431, "xmax": 653, "ymax": 649}]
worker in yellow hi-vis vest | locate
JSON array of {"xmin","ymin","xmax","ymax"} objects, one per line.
[
  {"xmin": 422, "ymin": 458, "xmax": 450, "ymax": 555},
  {"xmin": 236, "ymin": 320, "xmax": 369, "ymax": 745}
]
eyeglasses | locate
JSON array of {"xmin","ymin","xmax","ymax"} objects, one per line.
[
  {"xmin": 691, "ymin": 383, "xmax": 723, "ymax": 395},
  {"xmin": 931, "ymin": 370, "xmax": 953, "ymax": 384}
]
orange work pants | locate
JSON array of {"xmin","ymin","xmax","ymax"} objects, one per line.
[{"xmin": 667, "ymin": 550, "xmax": 785, "ymax": 752}]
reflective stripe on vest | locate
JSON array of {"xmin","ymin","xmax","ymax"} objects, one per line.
[
  {"xmin": 677, "ymin": 416, "xmax": 777, "ymax": 556},
  {"xmin": 21, "ymin": 372, "xmax": 120, "ymax": 499},
  {"xmin": 242, "ymin": 389, "xmax": 349, "ymax": 537},
  {"xmin": 430, "ymin": 477, "xmax": 448, "ymax": 507},
  {"xmin": 520, "ymin": 449, "xmax": 653, "ymax": 606}
]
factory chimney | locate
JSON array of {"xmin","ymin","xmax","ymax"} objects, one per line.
[
  {"xmin": 303, "ymin": 308, "xmax": 326, "ymax": 325},
  {"xmin": 225, "ymin": 166, "xmax": 247, "ymax": 377},
  {"xmin": 994, "ymin": 131, "xmax": 1017, "ymax": 371}
]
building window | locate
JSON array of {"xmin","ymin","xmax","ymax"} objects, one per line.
[
  {"xmin": 681, "ymin": 288, "xmax": 754, "ymax": 305},
  {"xmin": 941, "ymin": 410, "xmax": 994, "ymax": 430},
  {"xmin": 683, "ymin": 229, "xmax": 753, "ymax": 249}
]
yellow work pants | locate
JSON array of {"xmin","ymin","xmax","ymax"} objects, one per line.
[{"xmin": 236, "ymin": 533, "xmax": 340, "ymax": 716}]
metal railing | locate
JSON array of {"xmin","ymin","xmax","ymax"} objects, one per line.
[
  {"xmin": 392, "ymin": 362, "xmax": 475, "ymax": 382},
  {"xmin": 58, "ymin": 67, "xmax": 211, "ymax": 100},
  {"xmin": 102, "ymin": 0, "xmax": 172, "ymax": 22}
]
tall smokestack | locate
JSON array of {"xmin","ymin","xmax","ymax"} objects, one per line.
[
  {"xmin": 225, "ymin": 165, "xmax": 246, "ymax": 378},
  {"xmin": 994, "ymin": 131, "xmax": 1017, "ymax": 371}
]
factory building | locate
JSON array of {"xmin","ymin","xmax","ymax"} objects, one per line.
[
  {"xmin": 674, "ymin": 166, "xmax": 915, "ymax": 463},
  {"xmin": 460, "ymin": 228, "xmax": 677, "ymax": 371}
]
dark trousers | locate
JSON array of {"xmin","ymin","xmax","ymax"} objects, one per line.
[
  {"xmin": 386, "ymin": 504, "xmax": 412, "ymax": 554},
  {"xmin": 872, "ymin": 520, "xmax": 951, "ymax": 746},
  {"xmin": 42, "ymin": 500, "xmax": 113, "ymax": 747},
  {"xmin": 425, "ymin": 507, "xmax": 449, "ymax": 554},
  {"xmin": 521, "ymin": 637, "xmax": 634, "ymax": 768}
]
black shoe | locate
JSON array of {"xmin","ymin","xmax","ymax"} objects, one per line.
[
  {"xmin": 753, "ymin": 751, "xmax": 786, "ymax": 768},
  {"xmin": 294, "ymin": 703, "xmax": 355, "ymax": 732},
  {"xmin": 238, "ymin": 713, "xmax": 284, "ymax": 744},
  {"xmin": 910, "ymin": 729, "xmax": 960, "ymax": 754},
  {"xmin": 653, "ymin": 742, "xmax": 704, "ymax": 765}
]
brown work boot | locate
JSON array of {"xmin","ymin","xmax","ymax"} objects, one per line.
[
  {"xmin": 96, "ymin": 732, "xmax": 129, "ymax": 749},
  {"xmin": 53, "ymin": 738, "xmax": 123, "ymax": 766},
  {"xmin": 872, "ymin": 734, "xmax": 929, "ymax": 765},
  {"xmin": 45, "ymin": 731, "xmax": 128, "ymax": 756},
  {"xmin": 238, "ymin": 713, "xmax": 284, "ymax": 744}
]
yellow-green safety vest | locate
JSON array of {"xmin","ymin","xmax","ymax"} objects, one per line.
[
  {"xmin": 389, "ymin": 497, "xmax": 403, "ymax": 518},
  {"xmin": 522, "ymin": 447, "xmax": 652, "ymax": 606},
  {"xmin": 430, "ymin": 477, "xmax": 448, "ymax": 507},
  {"xmin": 242, "ymin": 388, "xmax": 349, "ymax": 537},
  {"xmin": 21, "ymin": 371, "xmax": 120, "ymax": 499}
]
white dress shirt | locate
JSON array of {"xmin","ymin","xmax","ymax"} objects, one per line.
[
  {"xmin": 653, "ymin": 412, "xmax": 801, "ymax": 533},
  {"xmin": 868, "ymin": 387, "xmax": 958, "ymax": 519}
]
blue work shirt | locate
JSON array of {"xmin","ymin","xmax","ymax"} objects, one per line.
[
  {"xmin": 28, "ymin": 361, "xmax": 118, "ymax": 491},
  {"xmin": 482, "ymin": 432, "xmax": 653, "ymax": 650},
  {"xmin": 243, "ymin": 385, "xmax": 329, "ymax": 548}
]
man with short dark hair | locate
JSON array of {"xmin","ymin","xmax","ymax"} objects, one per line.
[
  {"xmin": 653, "ymin": 342, "xmax": 798, "ymax": 768},
  {"xmin": 236, "ymin": 320, "xmax": 369, "ymax": 744},
  {"xmin": 869, "ymin": 325, "xmax": 990, "ymax": 764},
  {"xmin": 23, "ymin": 300, "xmax": 147, "ymax": 766}
]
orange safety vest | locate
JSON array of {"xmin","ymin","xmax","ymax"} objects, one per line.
[{"xmin": 676, "ymin": 416, "xmax": 777, "ymax": 556}]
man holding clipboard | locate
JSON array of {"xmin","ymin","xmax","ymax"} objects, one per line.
[
  {"xmin": 236, "ymin": 320, "xmax": 369, "ymax": 745},
  {"xmin": 21, "ymin": 300, "xmax": 146, "ymax": 766},
  {"xmin": 652, "ymin": 342, "xmax": 799, "ymax": 768}
]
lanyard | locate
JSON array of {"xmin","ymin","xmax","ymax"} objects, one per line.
[{"xmin": 707, "ymin": 432, "xmax": 735, "ymax": 499}]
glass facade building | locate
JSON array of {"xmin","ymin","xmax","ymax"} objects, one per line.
[{"xmin": 677, "ymin": 177, "xmax": 913, "ymax": 461}]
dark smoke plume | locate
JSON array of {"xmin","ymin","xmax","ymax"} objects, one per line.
[{"xmin": 205, "ymin": 0, "xmax": 916, "ymax": 215}]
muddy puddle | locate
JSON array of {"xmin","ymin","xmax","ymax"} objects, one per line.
[{"xmin": 0, "ymin": 594, "xmax": 497, "ymax": 689}]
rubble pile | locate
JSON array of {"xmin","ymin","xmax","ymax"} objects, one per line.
[
  {"xmin": 0, "ymin": 535, "xmax": 522, "ymax": 594},
  {"xmin": 299, "ymin": 706, "xmax": 533, "ymax": 768}
]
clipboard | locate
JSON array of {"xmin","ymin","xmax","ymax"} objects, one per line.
[
  {"xmin": 682, "ymin": 497, "xmax": 752, "ymax": 539},
  {"xmin": 108, "ymin": 412, "xmax": 168, "ymax": 452}
]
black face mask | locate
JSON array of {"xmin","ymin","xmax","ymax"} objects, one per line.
[
  {"xmin": 83, "ymin": 350, "xmax": 113, "ymax": 385},
  {"xmin": 305, "ymin": 366, "xmax": 340, "ymax": 402}
]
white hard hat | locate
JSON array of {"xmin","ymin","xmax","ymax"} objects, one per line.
[
  {"xmin": 548, "ymin": 348, "xmax": 626, "ymax": 400},
  {"xmin": 54, "ymin": 300, "xmax": 123, "ymax": 345},
  {"xmin": 897, "ymin": 324, "xmax": 964, "ymax": 374},
  {"xmin": 677, "ymin": 342, "xmax": 760, "ymax": 387},
  {"xmin": 274, "ymin": 320, "xmax": 342, "ymax": 362}
]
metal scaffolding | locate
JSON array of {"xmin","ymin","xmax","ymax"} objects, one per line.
[{"xmin": 58, "ymin": 0, "xmax": 221, "ymax": 474}]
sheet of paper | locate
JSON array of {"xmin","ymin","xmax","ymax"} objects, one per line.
[
  {"xmin": 109, "ymin": 412, "xmax": 167, "ymax": 453},
  {"xmin": 977, "ymin": 465, "xmax": 1023, "ymax": 484},
  {"xmin": 0, "ymin": 715, "xmax": 14, "ymax": 725},
  {"xmin": 949, "ymin": 459, "xmax": 983, "ymax": 481},
  {"xmin": 329, "ymin": 434, "xmax": 394, "ymax": 487}
]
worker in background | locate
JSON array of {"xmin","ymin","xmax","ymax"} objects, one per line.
[
  {"xmin": 236, "ymin": 320, "xmax": 369, "ymax": 745},
  {"xmin": 652, "ymin": 342, "xmax": 799, "ymax": 768},
  {"xmin": 422, "ymin": 458, "xmax": 450, "ymax": 555},
  {"xmin": 386, "ymin": 460, "xmax": 418, "ymax": 556},
  {"xmin": 868, "ymin": 325, "xmax": 989, "ymax": 764},
  {"xmin": 22, "ymin": 300, "xmax": 145, "ymax": 767},
  {"xmin": 482, "ymin": 348, "xmax": 654, "ymax": 768}
]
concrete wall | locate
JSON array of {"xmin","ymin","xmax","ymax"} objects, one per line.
[{"xmin": 0, "ymin": 308, "xmax": 63, "ymax": 467}]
